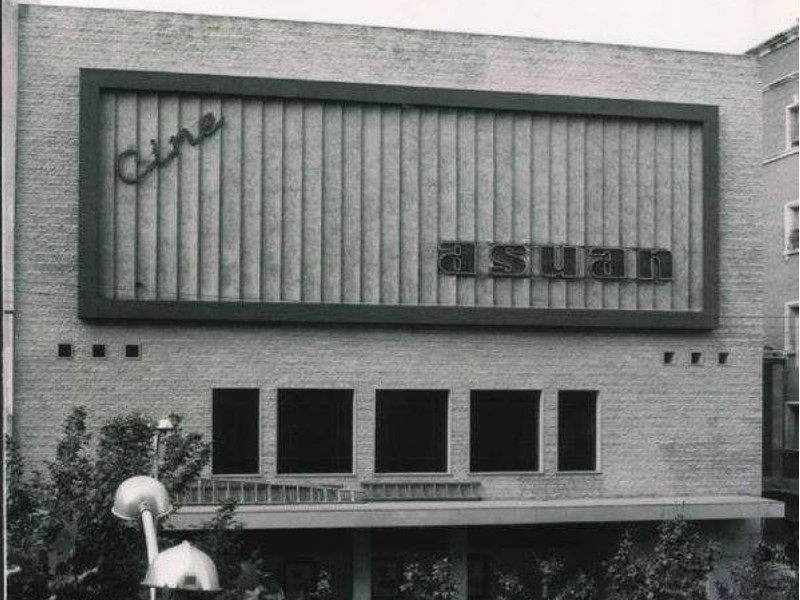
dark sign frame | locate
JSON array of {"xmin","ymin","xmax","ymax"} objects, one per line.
[{"xmin": 79, "ymin": 68, "xmax": 719, "ymax": 329}]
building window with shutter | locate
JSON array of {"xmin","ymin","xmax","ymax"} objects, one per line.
[
  {"xmin": 470, "ymin": 390, "xmax": 541, "ymax": 472},
  {"xmin": 212, "ymin": 389, "xmax": 260, "ymax": 475},
  {"xmin": 788, "ymin": 102, "xmax": 799, "ymax": 149},
  {"xmin": 277, "ymin": 389, "xmax": 353, "ymax": 474},
  {"xmin": 785, "ymin": 202, "xmax": 799, "ymax": 254},
  {"xmin": 375, "ymin": 390, "xmax": 449, "ymax": 473},
  {"xmin": 786, "ymin": 302, "xmax": 799, "ymax": 354},
  {"xmin": 558, "ymin": 391, "xmax": 599, "ymax": 472}
]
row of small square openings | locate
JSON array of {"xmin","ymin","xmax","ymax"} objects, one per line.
[
  {"xmin": 663, "ymin": 352, "xmax": 728, "ymax": 365},
  {"xmin": 57, "ymin": 344, "xmax": 140, "ymax": 359}
]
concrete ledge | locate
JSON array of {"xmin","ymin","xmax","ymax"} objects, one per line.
[{"xmin": 168, "ymin": 496, "xmax": 784, "ymax": 530}]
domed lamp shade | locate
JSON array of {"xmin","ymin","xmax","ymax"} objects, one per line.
[
  {"xmin": 143, "ymin": 541, "xmax": 221, "ymax": 591},
  {"xmin": 112, "ymin": 476, "xmax": 173, "ymax": 521}
]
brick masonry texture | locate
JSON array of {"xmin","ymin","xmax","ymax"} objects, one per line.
[{"xmin": 14, "ymin": 5, "xmax": 764, "ymax": 500}]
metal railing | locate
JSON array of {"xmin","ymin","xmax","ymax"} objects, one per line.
[
  {"xmin": 179, "ymin": 479, "xmax": 363, "ymax": 505},
  {"xmin": 361, "ymin": 481, "xmax": 481, "ymax": 501}
]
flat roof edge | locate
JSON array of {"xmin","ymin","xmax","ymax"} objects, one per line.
[{"xmin": 169, "ymin": 496, "xmax": 784, "ymax": 530}]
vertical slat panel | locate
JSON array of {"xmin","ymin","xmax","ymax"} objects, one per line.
[
  {"xmin": 438, "ymin": 110, "xmax": 458, "ymax": 305},
  {"xmin": 115, "ymin": 93, "xmax": 137, "ymax": 301},
  {"xmin": 689, "ymin": 124, "xmax": 704, "ymax": 310},
  {"xmin": 531, "ymin": 115, "xmax": 551, "ymax": 308},
  {"xmin": 549, "ymin": 116, "xmax": 568, "ymax": 308},
  {"xmin": 220, "ymin": 98, "xmax": 242, "ymax": 301},
  {"xmin": 671, "ymin": 123, "xmax": 690, "ymax": 310},
  {"xmin": 602, "ymin": 118, "xmax": 621, "ymax": 309},
  {"xmin": 157, "ymin": 95, "xmax": 179, "ymax": 300},
  {"xmin": 619, "ymin": 120, "xmax": 638, "ymax": 309},
  {"xmin": 361, "ymin": 105, "xmax": 381, "ymax": 303},
  {"xmin": 241, "ymin": 99, "xmax": 263, "ymax": 301},
  {"xmin": 419, "ymin": 108, "xmax": 439, "ymax": 305},
  {"xmin": 281, "ymin": 101, "xmax": 303, "ymax": 302},
  {"xmin": 585, "ymin": 118, "xmax": 604, "ymax": 309},
  {"xmin": 493, "ymin": 113, "xmax": 513, "ymax": 306},
  {"xmin": 380, "ymin": 107, "xmax": 401, "ymax": 305},
  {"xmin": 342, "ymin": 104, "xmax": 363, "ymax": 303},
  {"xmin": 399, "ymin": 107, "xmax": 419, "ymax": 304},
  {"xmin": 512, "ymin": 114, "xmax": 531, "ymax": 307},
  {"xmin": 137, "ymin": 94, "xmax": 159, "ymax": 300},
  {"xmin": 263, "ymin": 100, "xmax": 284, "ymax": 302},
  {"xmin": 99, "ymin": 92, "xmax": 116, "ymax": 299},
  {"xmin": 475, "ymin": 112, "xmax": 495, "ymax": 306},
  {"xmin": 456, "ymin": 112, "xmax": 476, "ymax": 306},
  {"xmin": 566, "ymin": 117, "xmax": 585, "ymax": 309},
  {"xmin": 177, "ymin": 97, "xmax": 200, "ymax": 301},
  {"xmin": 302, "ymin": 102, "xmax": 323, "ymax": 302},
  {"xmin": 655, "ymin": 122, "xmax": 673, "ymax": 309},
  {"xmin": 199, "ymin": 96, "xmax": 221, "ymax": 301},
  {"xmin": 322, "ymin": 103, "xmax": 343, "ymax": 303},
  {"xmin": 637, "ymin": 121, "xmax": 656, "ymax": 310}
]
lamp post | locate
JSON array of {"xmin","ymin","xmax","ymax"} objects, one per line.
[{"xmin": 111, "ymin": 417, "xmax": 221, "ymax": 596}]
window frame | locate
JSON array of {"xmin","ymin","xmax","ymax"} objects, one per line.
[
  {"xmin": 373, "ymin": 389, "xmax": 451, "ymax": 475},
  {"xmin": 275, "ymin": 388, "xmax": 356, "ymax": 476},
  {"xmin": 784, "ymin": 201, "xmax": 799, "ymax": 256},
  {"xmin": 785, "ymin": 301, "xmax": 799, "ymax": 355},
  {"xmin": 468, "ymin": 390, "xmax": 543, "ymax": 475},
  {"xmin": 556, "ymin": 390, "xmax": 602, "ymax": 474},
  {"xmin": 786, "ymin": 99, "xmax": 799, "ymax": 151},
  {"xmin": 211, "ymin": 388, "xmax": 262, "ymax": 477}
]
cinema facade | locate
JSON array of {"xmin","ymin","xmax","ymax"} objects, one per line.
[{"xmin": 6, "ymin": 4, "xmax": 783, "ymax": 598}]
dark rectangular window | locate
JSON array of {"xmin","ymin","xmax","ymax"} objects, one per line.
[
  {"xmin": 558, "ymin": 391, "xmax": 598, "ymax": 472},
  {"xmin": 470, "ymin": 390, "xmax": 540, "ymax": 472},
  {"xmin": 375, "ymin": 390, "xmax": 448, "ymax": 473},
  {"xmin": 277, "ymin": 389, "xmax": 353, "ymax": 473},
  {"xmin": 212, "ymin": 389, "xmax": 259, "ymax": 475}
]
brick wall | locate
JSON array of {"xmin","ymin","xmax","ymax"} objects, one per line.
[{"xmin": 14, "ymin": 5, "xmax": 764, "ymax": 500}]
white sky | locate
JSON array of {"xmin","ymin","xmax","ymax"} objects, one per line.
[{"xmin": 28, "ymin": 0, "xmax": 800, "ymax": 54}]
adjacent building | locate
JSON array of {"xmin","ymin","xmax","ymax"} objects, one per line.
[
  {"xmin": 748, "ymin": 25, "xmax": 799, "ymax": 526},
  {"xmin": 4, "ymin": 4, "xmax": 784, "ymax": 598}
]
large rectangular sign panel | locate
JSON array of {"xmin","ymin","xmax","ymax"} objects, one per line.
[{"xmin": 79, "ymin": 70, "xmax": 718, "ymax": 328}]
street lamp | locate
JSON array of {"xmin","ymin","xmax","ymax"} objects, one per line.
[{"xmin": 111, "ymin": 417, "xmax": 221, "ymax": 594}]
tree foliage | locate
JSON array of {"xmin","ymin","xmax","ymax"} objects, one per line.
[{"xmin": 716, "ymin": 543, "xmax": 799, "ymax": 600}]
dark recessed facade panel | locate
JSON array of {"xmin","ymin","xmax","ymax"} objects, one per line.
[
  {"xmin": 92, "ymin": 344, "xmax": 106, "ymax": 358},
  {"xmin": 470, "ymin": 390, "xmax": 540, "ymax": 472},
  {"xmin": 124, "ymin": 344, "xmax": 140, "ymax": 358},
  {"xmin": 375, "ymin": 390, "xmax": 448, "ymax": 473},
  {"xmin": 57, "ymin": 343, "xmax": 73, "ymax": 358},
  {"xmin": 212, "ymin": 388, "xmax": 260, "ymax": 475},
  {"xmin": 558, "ymin": 391, "xmax": 598, "ymax": 472},
  {"xmin": 79, "ymin": 70, "xmax": 718, "ymax": 329},
  {"xmin": 277, "ymin": 389, "xmax": 353, "ymax": 474}
]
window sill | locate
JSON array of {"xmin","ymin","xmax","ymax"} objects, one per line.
[
  {"xmin": 274, "ymin": 472, "xmax": 357, "ymax": 478},
  {"xmin": 371, "ymin": 472, "xmax": 453, "ymax": 478},
  {"xmin": 764, "ymin": 148, "xmax": 799, "ymax": 165},
  {"xmin": 469, "ymin": 471, "xmax": 544, "ymax": 476},
  {"xmin": 554, "ymin": 470, "xmax": 602, "ymax": 475},
  {"xmin": 209, "ymin": 473, "xmax": 263, "ymax": 479}
]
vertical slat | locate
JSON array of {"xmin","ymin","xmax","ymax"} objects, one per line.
[
  {"xmin": 302, "ymin": 101, "xmax": 323, "ymax": 302},
  {"xmin": 438, "ymin": 110, "xmax": 458, "ymax": 305},
  {"xmin": 475, "ymin": 112, "xmax": 494, "ymax": 306},
  {"xmin": 220, "ymin": 98, "xmax": 242, "ymax": 302},
  {"xmin": 137, "ymin": 94, "xmax": 159, "ymax": 301},
  {"xmin": 531, "ymin": 115, "xmax": 551, "ymax": 308},
  {"xmin": 322, "ymin": 103, "xmax": 343, "ymax": 303},
  {"xmin": 512, "ymin": 114, "xmax": 531, "ymax": 307},
  {"xmin": 602, "ymin": 119, "xmax": 621, "ymax": 309},
  {"xmin": 199, "ymin": 96, "xmax": 222, "ymax": 301},
  {"xmin": 619, "ymin": 120, "xmax": 638, "ymax": 309},
  {"xmin": 178, "ymin": 97, "xmax": 200, "ymax": 301},
  {"xmin": 456, "ymin": 111, "xmax": 476, "ymax": 306},
  {"xmin": 399, "ymin": 107, "xmax": 419, "ymax": 304},
  {"xmin": 157, "ymin": 95, "xmax": 179, "ymax": 300},
  {"xmin": 689, "ymin": 124, "xmax": 704, "ymax": 311},
  {"xmin": 493, "ymin": 113, "xmax": 513, "ymax": 307},
  {"xmin": 419, "ymin": 108, "xmax": 439, "ymax": 305},
  {"xmin": 671, "ymin": 123, "xmax": 690, "ymax": 310},
  {"xmin": 262, "ymin": 100, "xmax": 284, "ymax": 301},
  {"xmin": 361, "ymin": 105, "xmax": 381, "ymax": 303},
  {"xmin": 655, "ymin": 122, "xmax": 673, "ymax": 309},
  {"xmin": 241, "ymin": 99, "xmax": 263, "ymax": 302},
  {"xmin": 380, "ymin": 106, "xmax": 401, "ymax": 304},
  {"xmin": 342, "ymin": 104, "xmax": 363, "ymax": 303},
  {"xmin": 549, "ymin": 116, "xmax": 568, "ymax": 308},
  {"xmin": 115, "ymin": 93, "xmax": 137, "ymax": 300},
  {"xmin": 585, "ymin": 118, "xmax": 604, "ymax": 309},
  {"xmin": 281, "ymin": 101, "xmax": 303, "ymax": 302},
  {"xmin": 99, "ymin": 92, "xmax": 116, "ymax": 299},
  {"xmin": 566, "ymin": 117, "xmax": 585, "ymax": 309},
  {"xmin": 637, "ymin": 121, "xmax": 656, "ymax": 309}
]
